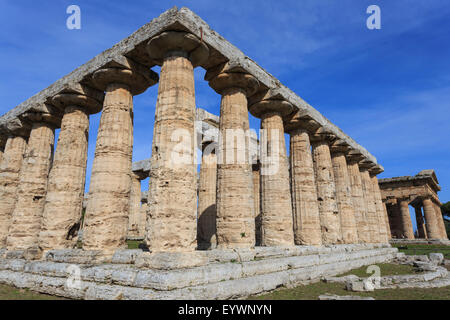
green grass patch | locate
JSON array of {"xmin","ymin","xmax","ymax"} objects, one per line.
[
  {"xmin": 341, "ymin": 263, "xmax": 418, "ymax": 278},
  {"xmin": 249, "ymin": 263, "xmax": 449, "ymax": 300},
  {"xmin": 392, "ymin": 244, "xmax": 450, "ymax": 259},
  {"xmin": 127, "ymin": 240, "xmax": 144, "ymax": 249},
  {"xmin": 249, "ymin": 281, "xmax": 450, "ymax": 300},
  {"xmin": 0, "ymin": 284, "xmax": 66, "ymax": 300}
]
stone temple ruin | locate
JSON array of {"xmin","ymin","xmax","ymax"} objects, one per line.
[
  {"xmin": 379, "ymin": 170, "xmax": 448, "ymax": 242},
  {"xmin": 0, "ymin": 7, "xmax": 443, "ymax": 300}
]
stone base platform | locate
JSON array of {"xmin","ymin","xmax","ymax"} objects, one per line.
[
  {"xmin": 390, "ymin": 239, "xmax": 450, "ymax": 246},
  {"xmin": 0, "ymin": 244, "xmax": 398, "ymax": 300}
]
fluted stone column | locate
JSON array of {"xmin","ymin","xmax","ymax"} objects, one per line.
[
  {"xmin": 139, "ymin": 200, "xmax": 148, "ymax": 238},
  {"xmin": 145, "ymin": 31, "xmax": 209, "ymax": 252},
  {"xmin": 311, "ymin": 137, "xmax": 341, "ymax": 244},
  {"xmin": 83, "ymin": 61, "xmax": 158, "ymax": 253},
  {"xmin": 289, "ymin": 128, "xmax": 322, "ymax": 246},
  {"xmin": 0, "ymin": 135, "xmax": 28, "ymax": 247},
  {"xmin": 370, "ymin": 174, "xmax": 389, "ymax": 243},
  {"xmin": 360, "ymin": 167, "xmax": 379, "ymax": 243},
  {"xmin": 128, "ymin": 172, "xmax": 144, "ymax": 239},
  {"xmin": 383, "ymin": 202, "xmax": 392, "ymax": 240},
  {"xmin": 414, "ymin": 204, "xmax": 427, "ymax": 239},
  {"xmin": 434, "ymin": 202, "xmax": 447, "ymax": 239},
  {"xmin": 7, "ymin": 119, "xmax": 56, "ymax": 252},
  {"xmin": 39, "ymin": 90, "xmax": 102, "ymax": 251},
  {"xmin": 206, "ymin": 64, "xmax": 259, "ymax": 249},
  {"xmin": 398, "ymin": 198, "xmax": 414, "ymax": 239},
  {"xmin": 347, "ymin": 159, "xmax": 370, "ymax": 243},
  {"xmin": 423, "ymin": 198, "xmax": 441, "ymax": 239},
  {"xmin": 386, "ymin": 201, "xmax": 402, "ymax": 238},
  {"xmin": 197, "ymin": 142, "xmax": 217, "ymax": 249},
  {"xmin": 249, "ymin": 99, "xmax": 294, "ymax": 246},
  {"xmin": 331, "ymin": 150, "xmax": 358, "ymax": 244},
  {"xmin": 252, "ymin": 163, "xmax": 262, "ymax": 246}
]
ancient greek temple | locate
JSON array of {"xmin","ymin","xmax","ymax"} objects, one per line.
[
  {"xmin": 0, "ymin": 7, "xmax": 418, "ymax": 300},
  {"xmin": 379, "ymin": 170, "xmax": 448, "ymax": 241}
]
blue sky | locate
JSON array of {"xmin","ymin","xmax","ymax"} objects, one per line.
[{"xmin": 1, "ymin": 1, "xmax": 449, "ymax": 231}]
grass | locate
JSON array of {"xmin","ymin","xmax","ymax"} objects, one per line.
[
  {"xmin": 249, "ymin": 263, "xmax": 450, "ymax": 300},
  {"xmin": 0, "ymin": 284, "xmax": 66, "ymax": 300},
  {"xmin": 249, "ymin": 281, "xmax": 450, "ymax": 300},
  {"xmin": 341, "ymin": 263, "xmax": 418, "ymax": 277},
  {"xmin": 392, "ymin": 244, "xmax": 450, "ymax": 259}
]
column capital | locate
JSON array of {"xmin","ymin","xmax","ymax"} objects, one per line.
[
  {"xmin": 369, "ymin": 164, "xmax": 384, "ymax": 176},
  {"xmin": 51, "ymin": 84, "xmax": 104, "ymax": 115},
  {"xmin": 146, "ymin": 31, "xmax": 209, "ymax": 67},
  {"xmin": 92, "ymin": 58, "xmax": 158, "ymax": 96},
  {"xmin": 346, "ymin": 149, "xmax": 365, "ymax": 164},
  {"xmin": 249, "ymin": 99, "xmax": 293, "ymax": 119},
  {"xmin": 206, "ymin": 63, "xmax": 259, "ymax": 97},
  {"xmin": 22, "ymin": 108, "xmax": 62, "ymax": 130},
  {"xmin": 309, "ymin": 127, "xmax": 336, "ymax": 144},
  {"xmin": 330, "ymin": 139, "xmax": 350, "ymax": 154}
]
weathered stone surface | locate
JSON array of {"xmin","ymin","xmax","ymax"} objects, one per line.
[
  {"xmin": 128, "ymin": 172, "xmax": 144, "ymax": 239},
  {"xmin": 422, "ymin": 198, "xmax": 441, "ymax": 239},
  {"xmin": 146, "ymin": 35, "xmax": 200, "ymax": 252},
  {"xmin": 433, "ymin": 202, "xmax": 448, "ymax": 240},
  {"xmin": 135, "ymin": 252, "xmax": 208, "ymax": 270},
  {"xmin": 360, "ymin": 168, "xmax": 379, "ymax": 243},
  {"xmin": 289, "ymin": 129, "xmax": 322, "ymax": 246},
  {"xmin": 398, "ymin": 199, "xmax": 415, "ymax": 240},
  {"xmin": 371, "ymin": 175, "xmax": 389, "ymax": 243},
  {"xmin": 39, "ymin": 105, "xmax": 90, "ymax": 251},
  {"xmin": 429, "ymin": 253, "xmax": 444, "ymax": 265},
  {"xmin": 7, "ymin": 122, "xmax": 55, "ymax": 251},
  {"xmin": 83, "ymin": 82, "xmax": 135, "ymax": 253},
  {"xmin": 258, "ymin": 109, "xmax": 293, "ymax": 246},
  {"xmin": 210, "ymin": 71, "xmax": 257, "ymax": 249},
  {"xmin": 312, "ymin": 139, "xmax": 341, "ymax": 244},
  {"xmin": 347, "ymin": 161, "xmax": 370, "ymax": 243},
  {"xmin": 414, "ymin": 205, "xmax": 427, "ymax": 239},
  {"xmin": 0, "ymin": 135, "xmax": 27, "ymax": 247},
  {"xmin": 331, "ymin": 152, "xmax": 358, "ymax": 244},
  {"xmin": 197, "ymin": 144, "xmax": 217, "ymax": 249},
  {"xmin": 252, "ymin": 164, "xmax": 262, "ymax": 246},
  {"xmin": 0, "ymin": 244, "xmax": 397, "ymax": 300}
]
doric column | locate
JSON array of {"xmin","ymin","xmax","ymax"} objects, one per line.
[
  {"xmin": 206, "ymin": 63, "xmax": 259, "ymax": 249},
  {"xmin": 197, "ymin": 141, "xmax": 217, "ymax": 249},
  {"xmin": 288, "ymin": 128, "xmax": 322, "ymax": 246},
  {"xmin": 369, "ymin": 168, "xmax": 389, "ymax": 243},
  {"xmin": 383, "ymin": 202, "xmax": 392, "ymax": 240},
  {"xmin": 330, "ymin": 144, "xmax": 358, "ymax": 244},
  {"xmin": 39, "ymin": 87, "xmax": 103, "ymax": 251},
  {"xmin": 346, "ymin": 155, "xmax": 370, "ymax": 243},
  {"xmin": 83, "ymin": 59, "xmax": 158, "ymax": 253},
  {"xmin": 360, "ymin": 165, "xmax": 380, "ymax": 243},
  {"xmin": 248, "ymin": 98, "xmax": 294, "ymax": 246},
  {"xmin": 0, "ymin": 137, "xmax": 5, "ymax": 166},
  {"xmin": 145, "ymin": 31, "xmax": 209, "ymax": 252},
  {"xmin": 128, "ymin": 172, "xmax": 144, "ymax": 239},
  {"xmin": 386, "ymin": 201, "xmax": 402, "ymax": 238},
  {"xmin": 7, "ymin": 113, "xmax": 59, "ymax": 252},
  {"xmin": 413, "ymin": 204, "xmax": 427, "ymax": 239},
  {"xmin": 422, "ymin": 197, "xmax": 441, "ymax": 239},
  {"xmin": 433, "ymin": 202, "xmax": 447, "ymax": 239},
  {"xmin": 0, "ymin": 134, "xmax": 28, "ymax": 247},
  {"xmin": 311, "ymin": 134, "xmax": 341, "ymax": 244},
  {"xmin": 398, "ymin": 198, "xmax": 415, "ymax": 239},
  {"xmin": 252, "ymin": 163, "xmax": 262, "ymax": 246},
  {"xmin": 139, "ymin": 198, "xmax": 148, "ymax": 239}
]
